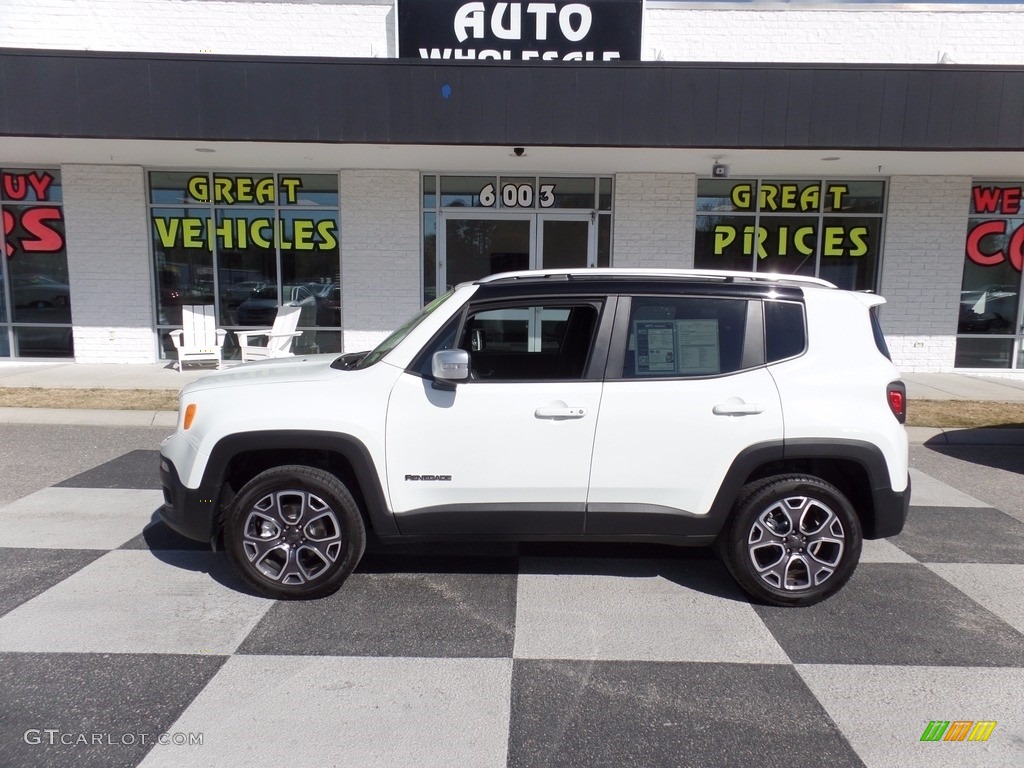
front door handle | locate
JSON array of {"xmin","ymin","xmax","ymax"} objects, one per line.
[
  {"xmin": 713, "ymin": 402, "xmax": 765, "ymax": 416},
  {"xmin": 535, "ymin": 406, "xmax": 587, "ymax": 419}
]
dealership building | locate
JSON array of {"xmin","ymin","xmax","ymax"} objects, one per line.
[{"xmin": 2, "ymin": 0, "xmax": 1024, "ymax": 372}]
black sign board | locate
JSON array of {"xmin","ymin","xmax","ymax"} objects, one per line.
[{"xmin": 398, "ymin": 0, "xmax": 643, "ymax": 62}]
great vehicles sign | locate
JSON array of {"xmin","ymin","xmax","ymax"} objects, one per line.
[{"xmin": 398, "ymin": 0, "xmax": 643, "ymax": 62}]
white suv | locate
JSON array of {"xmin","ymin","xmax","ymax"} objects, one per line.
[{"xmin": 159, "ymin": 269, "xmax": 910, "ymax": 606}]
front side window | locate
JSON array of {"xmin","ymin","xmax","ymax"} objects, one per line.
[
  {"xmin": 460, "ymin": 303, "xmax": 600, "ymax": 381},
  {"xmin": 620, "ymin": 296, "xmax": 749, "ymax": 378},
  {"xmin": 694, "ymin": 179, "xmax": 885, "ymax": 291},
  {"xmin": 0, "ymin": 168, "xmax": 71, "ymax": 358}
]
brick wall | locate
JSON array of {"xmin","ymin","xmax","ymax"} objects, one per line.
[
  {"xmin": 2, "ymin": 0, "xmax": 394, "ymax": 57},
  {"xmin": 62, "ymin": 165, "xmax": 157, "ymax": 363},
  {"xmin": 339, "ymin": 170, "xmax": 422, "ymax": 352},
  {"xmin": 643, "ymin": 7, "xmax": 1024, "ymax": 65},
  {"xmin": 612, "ymin": 173, "xmax": 695, "ymax": 269},
  {"xmin": 5, "ymin": 1, "xmax": 1022, "ymax": 65},
  {"xmin": 879, "ymin": 175, "xmax": 970, "ymax": 372}
]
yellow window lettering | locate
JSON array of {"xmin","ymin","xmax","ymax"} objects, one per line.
[
  {"xmin": 292, "ymin": 219, "xmax": 315, "ymax": 250},
  {"xmin": 800, "ymin": 185, "xmax": 820, "ymax": 211},
  {"xmin": 280, "ymin": 178, "xmax": 302, "ymax": 204},
  {"xmin": 759, "ymin": 185, "xmax": 778, "ymax": 211},
  {"xmin": 214, "ymin": 177, "xmax": 234, "ymax": 204},
  {"xmin": 714, "ymin": 226, "xmax": 737, "ymax": 254},
  {"xmin": 154, "ymin": 217, "xmax": 180, "ymax": 248},
  {"xmin": 827, "ymin": 184, "xmax": 848, "ymax": 210},
  {"xmin": 251, "ymin": 219, "xmax": 274, "ymax": 248},
  {"xmin": 182, "ymin": 218, "xmax": 205, "ymax": 248},
  {"xmin": 317, "ymin": 220, "xmax": 339, "ymax": 250},
  {"xmin": 730, "ymin": 184, "xmax": 753, "ymax": 211},
  {"xmin": 255, "ymin": 178, "xmax": 276, "ymax": 204},
  {"xmin": 187, "ymin": 176, "xmax": 210, "ymax": 203},
  {"xmin": 823, "ymin": 226, "xmax": 845, "ymax": 256},
  {"xmin": 794, "ymin": 226, "xmax": 815, "ymax": 255},
  {"xmin": 849, "ymin": 226, "xmax": 868, "ymax": 256},
  {"xmin": 780, "ymin": 185, "xmax": 798, "ymax": 210},
  {"xmin": 235, "ymin": 176, "xmax": 254, "ymax": 203}
]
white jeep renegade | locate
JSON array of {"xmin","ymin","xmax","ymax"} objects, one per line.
[{"xmin": 159, "ymin": 269, "xmax": 910, "ymax": 606}]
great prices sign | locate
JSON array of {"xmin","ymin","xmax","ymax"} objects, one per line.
[{"xmin": 398, "ymin": 0, "xmax": 642, "ymax": 61}]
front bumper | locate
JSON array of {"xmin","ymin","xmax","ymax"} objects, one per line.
[{"xmin": 159, "ymin": 455, "xmax": 220, "ymax": 545}]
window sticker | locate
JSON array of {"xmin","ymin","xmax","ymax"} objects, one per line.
[{"xmin": 634, "ymin": 319, "xmax": 720, "ymax": 376}]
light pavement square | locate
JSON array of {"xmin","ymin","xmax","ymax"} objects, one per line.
[
  {"xmin": 860, "ymin": 537, "xmax": 918, "ymax": 563},
  {"xmin": 139, "ymin": 655, "xmax": 513, "ymax": 768},
  {"xmin": 513, "ymin": 557, "xmax": 790, "ymax": 663},
  {"xmin": 0, "ymin": 487, "xmax": 163, "ymax": 549},
  {"xmin": 797, "ymin": 665, "xmax": 1024, "ymax": 768},
  {"xmin": 926, "ymin": 563, "xmax": 1024, "ymax": 635},
  {"xmin": 0, "ymin": 550, "xmax": 272, "ymax": 655},
  {"xmin": 909, "ymin": 468, "xmax": 990, "ymax": 508}
]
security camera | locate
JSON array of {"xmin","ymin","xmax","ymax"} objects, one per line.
[
  {"xmin": 513, "ymin": 147, "xmax": 525, "ymax": 157},
  {"xmin": 712, "ymin": 163, "xmax": 729, "ymax": 178}
]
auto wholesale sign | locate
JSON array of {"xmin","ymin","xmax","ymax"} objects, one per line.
[{"xmin": 398, "ymin": 0, "xmax": 643, "ymax": 62}]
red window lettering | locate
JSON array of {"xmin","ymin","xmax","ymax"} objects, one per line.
[
  {"xmin": 972, "ymin": 185, "xmax": 1023, "ymax": 215},
  {"xmin": 2, "ymin": 171, "xmax": 55, "ymax": 202},
  {"xmin": 19, "ymin": 207, "xmax": 64, "ymax": 252},
  {"xmin": 966, "ymin": 219, "xmax": 1024, "ymax": 272}
]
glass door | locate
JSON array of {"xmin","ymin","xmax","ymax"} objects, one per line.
[
  {"xmin": 537, "ymin": 213, "xmax": 595, "ymax": 270},
  {"xmin": 439, "ymin": 213, "xmax": 533, "ymax": 292}
]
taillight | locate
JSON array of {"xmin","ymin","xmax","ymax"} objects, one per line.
[{"xmin": 887, "ymin": 381, "xmax": 906, "ymax": 424}]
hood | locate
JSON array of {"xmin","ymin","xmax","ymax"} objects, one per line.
[{"xmin": 179, "ymin": 353, "xmax": 343, "ymax": 396}]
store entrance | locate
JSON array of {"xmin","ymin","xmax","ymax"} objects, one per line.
[{"xmin": 439, "ymin": 211, "xmax": 594, "ymax": 291}]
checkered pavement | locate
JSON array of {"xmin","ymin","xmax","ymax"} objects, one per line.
[{"xmin": 1, "ymin": 449, "xmax": 1023, "ymax": 768}]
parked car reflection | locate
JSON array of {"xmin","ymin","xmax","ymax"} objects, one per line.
[{"xmin": 958, "ymin": 285, "xmax": 1018, "ymax": 333}]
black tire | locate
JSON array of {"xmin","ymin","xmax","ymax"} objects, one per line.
[
  {"xmin": 225, "ymin": 465, "xmax": 366, "ymax": 599},
  {"xmin": 720, "ymin": 474, "xmax": 862, "ymax": 607}
]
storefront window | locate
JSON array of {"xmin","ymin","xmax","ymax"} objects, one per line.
[
  {"xmin": 150, "ymin": 171, "xmax": 341, "ymax": 359},
  {"xmin": 955, "ymin": 182, "xmax": 1024, "ymax": 369},
  {"xmin": 694, "ymin": 178, "xmax": 886, "ymax": 291},
  {"xmin": 0, "ymin": 168, "xmax": 72, "ymax": 358}
]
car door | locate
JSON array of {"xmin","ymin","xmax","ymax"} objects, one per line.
[
  {"xmin": 586, "ymin": 294, "xmax": 783, "ymax": 536},
  {"xmin": 385, "ymin": 298, "xmax": 610, "ymax": 536}
]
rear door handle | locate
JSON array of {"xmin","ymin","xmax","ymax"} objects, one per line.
[
  {"xmin": 535, "ymin": 406, "xmax": 587, "ymax": 419},
  {"xmin": 713, "ymin": 402, "xmax": 765, "ymax": 416}
]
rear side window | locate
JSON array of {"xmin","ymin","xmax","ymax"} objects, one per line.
[
  {"xmin": 764, "ymin": 300, "xmax": 806, "ymax": 363},
  {"xmin": 621, "ymin": 296, "xmax": 748, "ymax": 378},
  {"xmin": 869, "ymin": 305, "xmax": 892, "ymax": 361}
]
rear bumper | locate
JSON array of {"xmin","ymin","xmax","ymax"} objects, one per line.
[
  {"xmin": 159, "ymin": 455, "xmax": 219, "ymax": 545},
  {"xmin": 867, "ymin": 473, "xmax": 911, "ymax": 539}
]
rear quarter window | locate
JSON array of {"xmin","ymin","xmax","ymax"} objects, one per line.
[{"xmin": 764, "ymin": 301, "xmax": 806, "ymax": 363}]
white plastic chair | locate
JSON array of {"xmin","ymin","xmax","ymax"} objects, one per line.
[
  {"xmin": 168, "ymin": 305, "xmax": 228, "ymax": 373},
  {"xmin": 237, "ymin": 304, "xmax": 303, "ymax": 362}
]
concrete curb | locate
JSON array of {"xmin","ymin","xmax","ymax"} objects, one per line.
[{"xmin": 0, "ymin": 407, "xmax": 177, "ymax": 428}]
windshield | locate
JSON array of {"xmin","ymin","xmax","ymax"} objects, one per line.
[{"xmin": 355, "ymin": 291, "xmax": 455, "ymax": 369}]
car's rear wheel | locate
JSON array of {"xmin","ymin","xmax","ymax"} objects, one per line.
[
  {"xmin": 721, "ymin": 474, "xmax": 862, "ymax": 607},
  {"xmin": 225, "ymin": 465, "xmax": 366, "ymax": 599}
]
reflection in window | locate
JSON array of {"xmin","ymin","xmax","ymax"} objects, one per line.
[
  {"xmin": 460, "ymin": 304, "xmax": 599, "ymax": 380},
  {"xmin": 150, "ymin": 172, "xmax": 341, "ymax": 360},
  {"xmin": 694, "ymin": 179, "xmax": 886, "ymax": 291},
  {"xmin": 622, "ymin": 297, "xmax": 749, "ymax": 378},
  {"xmin": 0, "ymin": 168, "xmax": 72, "ymax": 358}
]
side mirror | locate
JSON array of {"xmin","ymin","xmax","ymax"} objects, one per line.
[{"xmin": 431, "ymin": 349, "xmax": 470, "ymax": 389}]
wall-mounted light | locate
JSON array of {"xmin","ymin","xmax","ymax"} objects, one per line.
[
  {"xmin": 512, "ymin": 147, "xmax": 526, "ymax": 158},
  {"xmin": 712, "ymin": 162, "xmax": 729, "ymax": 178}
]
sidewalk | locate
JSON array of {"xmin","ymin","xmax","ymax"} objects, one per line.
[{"xmin": 1, "ymin": 362, "xmax": 1023, "ymax": 443}]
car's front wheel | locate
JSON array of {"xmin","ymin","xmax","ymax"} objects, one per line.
[
  {"xmin": 721, "ymin": 474, "xmax": 862, "ymax": 607},
  {"xmin": 225, "ymin": 465, "xmax": 366, "ymax": 599}
]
